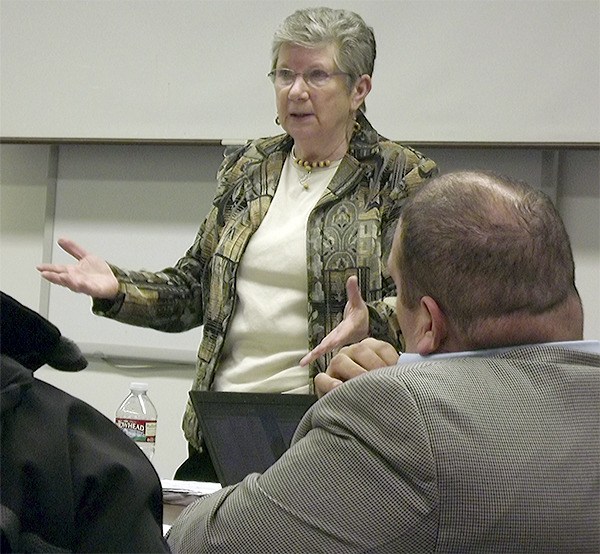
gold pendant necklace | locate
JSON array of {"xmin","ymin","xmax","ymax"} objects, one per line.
[
  {"xmin": 298, "ymin": 171, "xmax": 311, "ymax": 190},
  {"xmin": 292, "ymin": 150, "xmax": 331, "ymax": 190}
]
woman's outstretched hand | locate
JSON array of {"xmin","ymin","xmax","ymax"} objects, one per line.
[
  {"xmin": 300, "ymin": 275, "xmax": 369, "ymax": 367},
  {"xmin": 37, "ymin": 238, "xmax": 119, "ymax": 299}
]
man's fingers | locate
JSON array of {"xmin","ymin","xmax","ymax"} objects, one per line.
[
  {"xmin": 331, "ymin": 338, "xmax": 399, "ymax": 375},
  {"xmin": 314, "ymin": 373, "xmax": 342, "ymax": 399},
  {"xmin": 370, "ymin": 340, "xmax": 401, "ymax": 366},
  {"xmin": 326, "ymin": 351, "xmax": 368, "ymax": 381}
]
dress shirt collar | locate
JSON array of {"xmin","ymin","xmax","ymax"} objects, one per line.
[{"xmin": 398, "ymin": 340, "xmax": 600, "ymax": 365}]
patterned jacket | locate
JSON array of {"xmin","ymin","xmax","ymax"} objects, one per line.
[{"xmin": 93, "ymin": 112, "xmax": 438, "ymax": 449}]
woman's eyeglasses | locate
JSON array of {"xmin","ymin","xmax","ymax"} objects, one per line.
[{"xmin": 268, "ymin": 68, "xmax": 351, "ymax": 88}]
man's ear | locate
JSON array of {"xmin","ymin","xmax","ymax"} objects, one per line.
[{"xmin": 415, "ymin": 296, "xmax": 448, "ymax": 355}]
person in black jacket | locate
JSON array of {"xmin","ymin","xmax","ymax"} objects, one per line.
[{"xmin": 0, "ymin": 291, "xmax": 169, "ymax": 553}]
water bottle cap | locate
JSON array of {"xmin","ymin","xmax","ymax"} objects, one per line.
[{"xmin": 129, "ymin": 382, "xmax": 149, "ymax": 393}]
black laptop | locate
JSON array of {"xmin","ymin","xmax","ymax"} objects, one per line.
[{"xmin": 189, "ymin": 390, "xmax": 317, "ymax": 486}]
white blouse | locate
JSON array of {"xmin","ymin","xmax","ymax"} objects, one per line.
[{"xmin": 213, "ymin": 155, "xmax": 340, "ymax": 393}]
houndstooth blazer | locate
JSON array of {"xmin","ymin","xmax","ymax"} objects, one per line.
[{"xmin": 167, "ymin": 343, "xmax": 600, "ymax": 553}]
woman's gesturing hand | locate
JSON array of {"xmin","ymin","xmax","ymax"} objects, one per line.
[
  {"xmin": 300, "ymin": 275, "xmax": 369, "ymax": 367},
  {"xmin": 37, "ymin": 238, "xmax": 119, "ymax": 299}
]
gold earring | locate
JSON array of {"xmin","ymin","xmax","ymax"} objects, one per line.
[{"xmin": 353, "ymin": 120, "xmax": 361, "ymax": 133}]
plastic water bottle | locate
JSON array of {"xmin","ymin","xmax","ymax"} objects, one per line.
[{"xmin": 115, "ymin": 382, "xmax": 157, "ymax": 460}]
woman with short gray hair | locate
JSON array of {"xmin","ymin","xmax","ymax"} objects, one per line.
[{"xmin": 38, "ymin": 6, "xmax": 438, "ymax": 481}]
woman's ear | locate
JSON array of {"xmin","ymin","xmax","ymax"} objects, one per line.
[
  {"xmin": 351, "ymin": 75, "xmax": 372, "ymax": 111},
  {"xmin": 415, "ymin": 296, "xmax": 448, "ymax": 355}
]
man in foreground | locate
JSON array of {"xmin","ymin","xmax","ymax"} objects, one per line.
[{"xmin": 167, "ymin": 171, "xmax": 599, "ymax": 553}]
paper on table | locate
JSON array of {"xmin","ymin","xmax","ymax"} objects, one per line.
[{"xmin": 161, "ymin": 479, "xmax": 222, "ymax": 506}]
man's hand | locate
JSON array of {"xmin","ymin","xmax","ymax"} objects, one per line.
[{"xmin": 314, "ymin": 337, "xmax": 399, "ymax": 398}]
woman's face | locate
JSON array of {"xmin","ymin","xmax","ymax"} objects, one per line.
[{"xmin": 274, "ymin": 43, "xmax": 370, "ymax": 158}]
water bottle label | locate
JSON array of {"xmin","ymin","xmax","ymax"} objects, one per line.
[{"xmin": 116, "ymin": 418, "xmax": 157, "ymax": 443}]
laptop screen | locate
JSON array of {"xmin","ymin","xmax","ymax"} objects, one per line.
[{"xmin": 189, "ymin": 390, "xmax": 317, "ymax": 486}]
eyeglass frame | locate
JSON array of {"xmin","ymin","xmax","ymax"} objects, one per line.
[{"xmin": 267, "ymin": 68, "xmax": 352, "ymax": 88}]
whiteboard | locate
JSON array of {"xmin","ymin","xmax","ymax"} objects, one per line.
[
  {"xmin": 47, "ymin": 144, "xmax": 222, "ymax": 363},
  {"xmin": 1, "ymin": 0, "xmax": 599, "ymax": 143}
]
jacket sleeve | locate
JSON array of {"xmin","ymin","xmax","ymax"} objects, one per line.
[
  {"xmin": 92, "ymin": 210, "xmax": 216, "ymax": 332},
  {"xmin": 166, "ymin": 370, "xmax": 438, "ymax": 553},
  {"xmin": 91, "ymin": 146, "xmax": 249, "ymax": 333}
]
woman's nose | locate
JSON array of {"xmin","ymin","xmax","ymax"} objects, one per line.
[{"xmin": 288, "ymin": 76, "xmax": 310, "ymax": 99}]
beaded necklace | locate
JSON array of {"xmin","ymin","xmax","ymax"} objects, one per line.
[{"xmin": 292, "ymin": 151, "xmax": 332, "ymax": 189}]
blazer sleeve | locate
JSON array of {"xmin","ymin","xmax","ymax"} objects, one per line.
[
  {"xmin": 166, "ymin": 370, "xmax": 439, "ymax": 553},
  {"xmin": 90, "ymin": 150, "xmax": 240, "ymax": 332}
]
